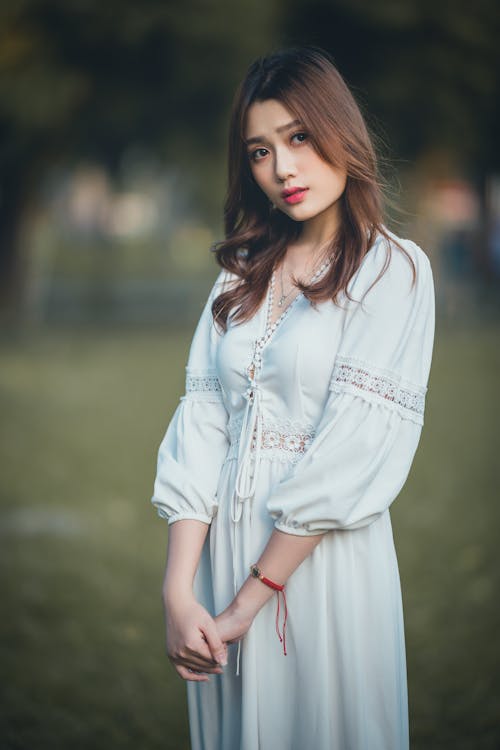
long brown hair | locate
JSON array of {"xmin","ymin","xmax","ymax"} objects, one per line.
[{"xmin": 211, "ymin": 45, "xmax": 415, "ymax": 332}]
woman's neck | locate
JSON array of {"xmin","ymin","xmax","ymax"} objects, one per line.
[{"xmin": 287, "ymin": 206, "xmax": 341, "ymax": 267}]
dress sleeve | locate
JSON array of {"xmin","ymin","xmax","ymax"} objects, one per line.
[
  {"xmin": 266, "ymin": 237, "xmax": 436, "ymax": 535},
  {"xmin": 150, "ymin": 269, "xmax": 232, "ymax": 526}
]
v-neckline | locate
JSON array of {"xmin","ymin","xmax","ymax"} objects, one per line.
[
  {"xmin": 245, "ymin": 256, "xmax": 333, "ymax": 383},
  {"xmin": 263, "ymin": 255, "xmax": 333, "ymax": 339}
]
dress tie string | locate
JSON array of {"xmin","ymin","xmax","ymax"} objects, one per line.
[
  {"xmin": 232, "ymin": 379, "xmax": 262, "ymax": 520},
  {"xmin": 231, "ymin": 378, "xmax": 262, "ymax": 676}
]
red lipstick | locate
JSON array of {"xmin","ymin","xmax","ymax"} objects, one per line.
[{"xmin": 281, "ymin": 186, "xmax": 308, "ymax": 205}]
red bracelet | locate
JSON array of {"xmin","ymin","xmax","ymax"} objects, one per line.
[{"xmin": 249, "ymin": 564, "xmax": 288, "ymax": 656}]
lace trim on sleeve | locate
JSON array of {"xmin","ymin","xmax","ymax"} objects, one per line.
[
  {"xmin": 182, "ymin": 368, "xmax": 224, "ymax": 403},
  {"xmin": 329, "ymin": 354, "xmax": 426, "ymax": 425}
]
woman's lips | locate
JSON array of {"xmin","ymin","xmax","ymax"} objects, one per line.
[{"xmin": 283, "ymin": 188, "xmax": 308, "ymax": 205}]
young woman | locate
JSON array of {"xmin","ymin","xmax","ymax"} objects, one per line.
[{"xmin": 151, "ymin": 46, "xmax": 435, "ymax": 750}]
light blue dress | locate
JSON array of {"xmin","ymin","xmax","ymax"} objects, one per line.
[{"xmin": 151, "ymin": 229, "xmax": 435, "ymax": 750}]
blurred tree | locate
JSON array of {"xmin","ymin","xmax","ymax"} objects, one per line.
[{"xmin": 0, "ymin": 0, "xmax": 279, "ymax": 312}]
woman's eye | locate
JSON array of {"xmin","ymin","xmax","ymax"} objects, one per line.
[
  {"xmin": 251, "ymin": 148, "xmax": 268, "ymax": 162},
  {"xmin": 249, "ymin": 133, "xmax": 308, "ymax": 162},
  {"xmin": 292, "ymin": 132, "xmax": 308, "ymax": 144}
]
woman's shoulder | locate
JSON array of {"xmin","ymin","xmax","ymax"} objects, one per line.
[
  {"xmin": 215, "ymin": 266, "xmax": 241, "ymax": 289},
  {"xmin": 207, "ymin": 267, "xmax": 241, "ymax": 302},
  {"xmin": 367, "ymin": 226, "xmax": 431, "ymax": 273},
  {"xmin": 347, "ymin": 227, "xmax": 433, "ymax": 304}
]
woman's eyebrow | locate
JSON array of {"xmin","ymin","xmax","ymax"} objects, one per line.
[{"xmin": 245, "ymin": 119, "xmax": 302, "ymax": 146}]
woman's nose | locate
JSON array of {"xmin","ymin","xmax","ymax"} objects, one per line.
[{"xmin": 274, "ymin": 147, "xmax": 297, "ymax": 182}]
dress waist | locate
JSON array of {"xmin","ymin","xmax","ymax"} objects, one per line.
[{"xmin": 226, "ymin": 413, "xmax": 316, "ymax": 465}]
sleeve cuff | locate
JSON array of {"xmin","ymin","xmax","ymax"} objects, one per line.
[
  {"xmin": 154, "ymin": 508, "xmax": 214, "ymax": 526},
  {"xmin": 274, "ymin": 520, "xmax": 327, "ymax": 537}
]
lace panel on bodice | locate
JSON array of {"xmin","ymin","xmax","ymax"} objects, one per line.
[
  {"xmin": 329, "ymin": 354, "xmax": 426, "ymax": 425},
  {"xmin": 226, "ymin": 414, "xmax": 316, "ymax": 464},
  {"xmin": 182, "ymin": 368, "xmax": 223, "ymax": 403}
]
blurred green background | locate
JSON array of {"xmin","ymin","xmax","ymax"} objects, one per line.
[{"xmin": 0, "ymin": 1, "xmax": 499, "ymax": 749}]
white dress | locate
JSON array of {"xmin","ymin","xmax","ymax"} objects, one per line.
[{"xmin": 151, "ymin": 228, "xmax": 435, "ymax": 750}]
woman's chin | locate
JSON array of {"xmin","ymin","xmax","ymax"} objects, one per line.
[{"xmin": 279, "ymin": 205, "xmax": 318, "ymax": 222}]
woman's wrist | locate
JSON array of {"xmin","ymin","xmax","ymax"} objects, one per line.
[
  {"xmin": 162, "ymin": 582, "xmax": 196, "ymax": 609},
  {"xmin": 233, "ymin": 574, "xmax": 277, "ymax": 622}
]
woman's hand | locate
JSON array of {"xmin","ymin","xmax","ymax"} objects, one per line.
[
  {"xmin": 164, "ymin": 594, "xmax": 228, "ymax": 682},
  {"xmin": 214, "ymin": 599, "xmax": 254, "ymax": 644}
]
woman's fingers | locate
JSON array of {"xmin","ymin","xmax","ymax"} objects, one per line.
[
  {"xmin": 183, "ymin": 631, "xmax": 223, "ymax": 666},
  {"xmin": 175, "ymin": 655, "xmax": 224, "ymax": 681},
  {"xmin": 201, "ymin": 619, "xmax": 228, "ymax": 665},
  {"xmin": 169, "ymin": 632, "xmax": 225, "ymax": 673},
  {"xmin": 164, "ymin": 599, "xmax": 230, "ymax": 681},
  {"xmin": 176, "ymin": 653, "xmax": 224, "ymax": 672},
  {"xmin": 176, "ymin": 664, "xmax": 210, "ymax": 682}
]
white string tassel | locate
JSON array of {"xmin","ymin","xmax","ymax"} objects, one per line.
[
  {"xmin": 233, "ymin": 383, "xmax": 262, "ymax": 510},
  {"xmin": 236, "ymin": 637, "xmax": 242, "ymax": 676}
]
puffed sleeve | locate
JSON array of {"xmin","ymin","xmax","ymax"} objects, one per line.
[
  {"xmin": 150, "ymin": 269, "xmax": 232, "ymax": 526},
  {"xmin": 266, "ymin": 236, "xmax": 436, "ymax": 534}
]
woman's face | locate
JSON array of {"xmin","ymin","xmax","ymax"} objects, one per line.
[{"xmin": 244, "ymin": 98, "xmax": 347, "ymax": 229}]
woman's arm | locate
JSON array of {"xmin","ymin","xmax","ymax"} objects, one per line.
[
  {"xmin": 162, "ymin": 518, "xmax": 210, "ymax": 599},
  {"xmin": 215, "ymin": 528, "xmax": 325, "ymax": 641},
  {"xmin": 163, "ymin": 519, "xmax": 228, "ymax": 681},
  {"xmin": 151, "ymin": 270, "xmax": 235, "ymax": 681}
]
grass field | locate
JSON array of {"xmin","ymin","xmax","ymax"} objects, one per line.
[{"xmin": 0, "ymin": 319, "xmax": 498, "ymax": 749}]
